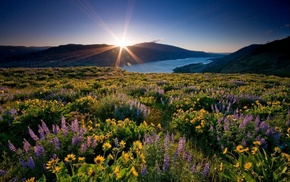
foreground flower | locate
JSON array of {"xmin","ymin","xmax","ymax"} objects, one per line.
[
  {"xmin": 24, "ymin": 177, "xmax": 35, "ymax": 182},
  {"xmin": 94, "ymin": 155, "xmax": 105, "ymax": 165},
  {"xmin": 223, "ymin": 148, "xmax": 228, "ymax": 154},
  {"xmin": 251, "ymin": 146, "xmax": 258, "ymax": 155},
  {"xmin": 102, "ymin": 142, "xmax": 112, "ymax": 151},
  {"xmin": 131, "ymin": 166, "xmax": 138, "ymax": 177},
  {"xmin": 235, "ymin": 162, "xmax": 240, "ymax": 168},
  {"xmin": 236, "ymin": 145, "xmax": 244, "ymax": 153},
  {"xmin": 244, "ymin": 162, "xmax": 252, "ymax": 170},
  {"xmin": 64, "ymin": 154, "xmax": 76, "ymax": 163},
  {"xmin": 120, "ymin": 140, "xmax": 126, "ymax": 148},
  {"xmin": 133, "ymin": 141, "xmax": 143, "ymax": 150},
  {"xmin": 253, "ymin": 140, "xmax": 261, "ymax": 145}
]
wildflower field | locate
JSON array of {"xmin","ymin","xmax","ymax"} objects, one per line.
[{"xmin": 0, "ymin": 66, "xmax": 289, "ymax": 181}]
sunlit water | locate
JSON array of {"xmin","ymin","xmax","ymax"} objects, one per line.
[{"xmin": 120, "ymin": 57, "xmax": 212, "ymax": 73}]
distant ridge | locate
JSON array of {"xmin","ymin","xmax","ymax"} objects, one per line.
[
  {"xmin": 0, "ymin": 42, "xmax": 220, "ymax": 68},
  {"xmin": 174, "ymin": 37, "xmax": 290, "ymax": 77}
]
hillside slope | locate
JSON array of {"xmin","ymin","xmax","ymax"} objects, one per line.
[
  {"xmin": 0, "ymin": 42, "xmax": 219, "ymax": 67},
  {"xmin": 203, "ymin": 37, "xmax": 290, "ymax": 76},
  {"xmin": 174, "ymin": 37, "xmax": 290, "ymax": 77}
]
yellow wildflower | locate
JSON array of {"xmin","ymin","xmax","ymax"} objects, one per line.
[
  {"xmin": 131, "ymin": 166, "xmax": 138, "ymax": 177},
  {"xmin": 88, "ymin": 168, "xmax": 95, "ymax": 176},
  {"xmin": 235, "ymin": 162, "xmax": 240, "ymax": 168},
  {"xmin": 24, "ymin": 177, "xmax": 35, "ymax": 182},
  {"xmin": 157, "ymin": 124, "xmax": 162, "ymax": 129},
  {"xmin": 251, "ymin": 146, "xmax": 258, "ymax": 155},
  {"xmin": 133, "ymin": 141, "xmax": 143, "ymax": 150},
  {"xmin": 219, "ymin": 163, "xmax": 223, "ymax": 171},
  {"xmin": 223, "ymin": 148, "xmax": 228, "ymax": 154},
  {"xmin": 195, "ymin": 125, "xmax": 201, "ymax": 130},
  {"xmin": 236, "ymin": 145, "xmax": 244, "ymax": 153},
  {"xmin": 287, "ymin": 127, "xmax": 290, "ymax": 134},
  {"xmin": 121, "ymin": 151, "xmax": 130, "ymax": 163},
  {"xmin": 114, "ymin": 166, "xmax": 120, "ymax": 178},
  {"xmin": 52, "ymin": 166, "xmax": 60, "ymax": 173},
  {"xmin": 274, "ymin": 147, "xmax": 281, "ymax": 153},
  {"xmin": 108, "ymin": 154, "xmax": 114, "ymax": 160},
  {"xmin": 244, "ymin": 162, "xmax": 252, "ymax": 170},
  {"xmin": 78, "ymin": 157, "xmax": 85, "ymax": 162},
  {"xmin": 253, "ymin": 141, "xmax": 261, "ymax": 146},
  {"xmin": 102, "ymin": 142, "xmax": 112, "ymax": 151},
  {"xmin": 120, "ymin": 140, "xmax": 126, "ymax": 148},
  {"xmin": 94, "ymin": 155, "xmax": 105, "ymax": 165},
  {"xmin": 64, "ymin": 154, "xmax": 76, "ymax": 163}
]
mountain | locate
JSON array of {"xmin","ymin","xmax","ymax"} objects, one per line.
[
  {"xmin": 174, "ymin": 37, "xmax": 290, "ymax": 77},
  {"xmin": 0, "ymin": 42, "xmax": 219, "ymax": 68},
  {"xmin": 0, "ymin": 46, "xmax": 49, "ymax": 62}
]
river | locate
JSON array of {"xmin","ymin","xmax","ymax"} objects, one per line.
[{"xmin": 120, "ymin": 57, "xmax": 212, "ymax": 73}]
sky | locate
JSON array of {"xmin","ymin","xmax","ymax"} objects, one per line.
[{"xmin": 0, "ymin": 0, "xmax": 289, "ymax": 52}]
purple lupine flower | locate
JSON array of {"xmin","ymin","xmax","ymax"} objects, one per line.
[
  {"xmin": 54, "ymin": 137, "xmax": 60, "ymax": 150},
  {"xmin": 78, "ymin": 135, "xmax": 84, "ymax": 142},
  {"xmin": 162, "ymin": 153, "xmax": 170, "ymax": 171},
  {"xmin": 71, "ymin": 119, "xmax": 79, "ymax": 132},
  {"xmin": 255, "ymin": 115, "xmax": 260, "ymax": 126},
  {"xmin": 34, "ymin": 145, "xmax": 45, "ymax": 158},
  {"xmin": 61, "ymin": 116, "xmax": 68, "ymax": 136},
  {"xmin": 0, "ymin": 169, "xmax": 7, "ymax": 176},
  {"xmin": 259, "ymin": 121, "xmax": 268, "ymax": 132},
  {"xmin": 28, "ymin": 127, "xmax": 39, "ymax": 141},
  {"xmin": 223, "ymin": 118, "xmax": 230, "ymax": 131},
  {"xmin": 187, "ymin": 153, "xmax": 192, "ymax": 163},
  {"xmin": 8, "ymin": 140, "xmax": 17, "ymax": 152},
  {"xmin": 114, "ymin": 137, "xmax": 119, "ymax": 148},
  {"xmin": 260, "ymin": 138, "xmax": 266, "ymax": 145},
  {"xmin": 141, "ymin": 164, "xmax": 147, "ymax": 176},
  {"xmin": 52, "ymin": 154, "xmax": 57, "ymax": 160},
  {"xmin": 38, "ymin": 125, "xmax": 45, "ymax": 139},
  {"xmin": 72, "ymin": 136, "xmax": 78, "ymax": 146},
  {"xmin": 209, "ymin": 125, "xmax": 214, "ymax": 132},
  {"xmin": 91, "ymin": 138, "xmax": 97, "ymax": 148},
  {"xmin": 164, "ymin": 133, "xmax": 170, "ymax": 150},
  {"xmin": 87, "ymin": 136, "xmax": 92, "ymax": 148},
  {"xmin": 266, "ymin": 128, "xmax": 275, "ymax": 136},
  {"xmin": 80, "ymin": 143, "xmax": 87, "ymax": 153},
  {"xmin": 273, "ymin": 132, "xmax": 281, "ymax": 141},
  {"xmin": 20, "ymin": 159, "xmax": 26, "ymax": 167},
  {"xmin": 190, "ymin": 164, "xmax": 196, "ymax": 173},
  {"xmin": 23, "ymin": 139, "xmax": 31, "ymax": 154},
  {"xmin": 26, "ymin": 156, "xmax": 35, "ymax": 169},
  {"xmin": 217, "ymin": 136, "xmax": 220, "ymax": 141},
  {"xmin": 41, "ymin": 120, "xmax": 50, "ymax": 134},
  {"xmin": 242, "ymin": 138, "xmax": 247, "ymax": 147},
  {"xmin": 247, "ymin": 132, "xmax": 251, "ymax": 138},
  {"xmin": 201, "ymin": 163, "xmax": 210, "ymax": 176},
  {"xmin": 177, "ymin": 136, "xmax": 186, "ymax": 155}
]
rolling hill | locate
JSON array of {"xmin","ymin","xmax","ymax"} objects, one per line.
[
  {"xmin": 0, "ymin": 42, "xmax": 219, "ymax": 68},
  {"xmin": 174, "ymin": 37, "xmax": 290, "ymax": 77}
]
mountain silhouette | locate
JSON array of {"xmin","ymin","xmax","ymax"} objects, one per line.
[
  {"xmin": 0, "ymin": 42, "xmax": 219, "ymax": 67},
  {"xmin": 174, "ymin": 37, "xmax": 290, "ymax": 77}
]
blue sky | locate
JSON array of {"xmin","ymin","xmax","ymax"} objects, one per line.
[{"xmin": 0, "ymin": 0, "xmax": 289, "ymax": 52}]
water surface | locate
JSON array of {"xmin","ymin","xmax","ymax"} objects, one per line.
[{"xmin": 120, "ymin": 57, "xmax": 212, "ymax": 73}]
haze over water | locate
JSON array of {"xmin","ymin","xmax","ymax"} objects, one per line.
[{"xmin": 120, "ymin": 57, "xmax": 212, "ymax": 73}]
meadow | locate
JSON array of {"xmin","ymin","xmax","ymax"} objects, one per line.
[{"xmin": 0, "ymin": 66, "xmax": 289, "ymax": 182}]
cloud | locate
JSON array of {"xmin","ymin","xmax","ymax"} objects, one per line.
[
  {"xmin": 264, "ymin": 30, "xmax": 272, "ymax": 35},
  {"xmin": 151, "ymin": 38, "xmax": 163, "ymax": 43}
]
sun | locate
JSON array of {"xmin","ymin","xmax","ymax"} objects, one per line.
[{"xmin": 116, "ymin": 38, "xmax": 129, "ymax": 48}]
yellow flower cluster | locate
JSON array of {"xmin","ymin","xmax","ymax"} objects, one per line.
[
  {"xmin": 46, "ymin": 158, "xmax": 60, "ymax": 173},
  {"xmin": 235, "ymin": 145, "xmax": 249, "ymax": 153},
  {"xmin": 64, "ymin": 154, "xmax": 76, "ymax": 163}
]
